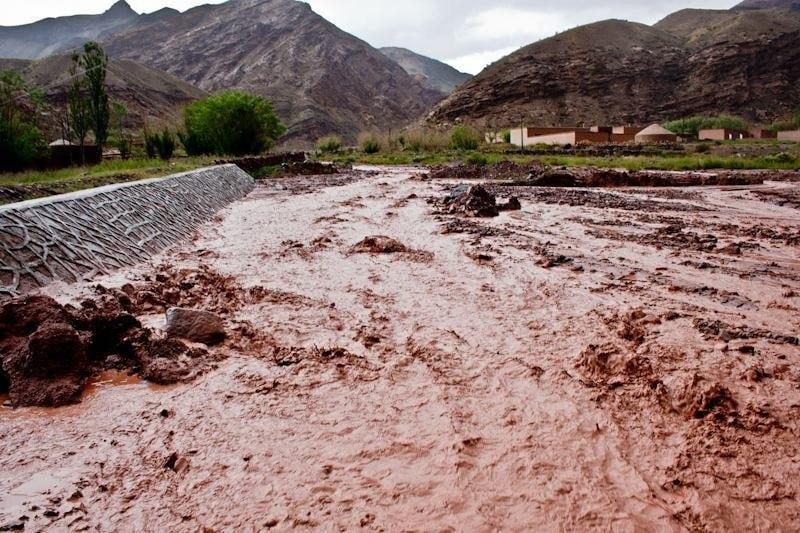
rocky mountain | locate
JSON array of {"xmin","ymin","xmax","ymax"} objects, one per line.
[
  {"xmin": 380, "ymin": 47, "xmax": 470, "ymax": 94},
  {"xmin": 0, "ymin": 0, "xmax": 442, "ymax": 147},
  {"xmin": 655, "ymin": 7, "xmax": 800, "ymax": 48},
  {"xmin": 0, "ymin": 1, "xmax": 138, "ymax": 60},
  {"xmin": 427, "ymin": 5, "xmax": 800, "ymax": 129},
  {"xmin": 734, "ymin": 0, "xmax": 800, "ymax": 10},
  {"xmin": 101, "ymin": 0, "xmax": 442, "ymax": 146},
  {"xmin": 2, "ymin": 55, "xmax": 206, "ymax": 133}
]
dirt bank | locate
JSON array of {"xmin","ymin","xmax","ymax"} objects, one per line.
[
  {"xmin": 425, "ymin": 161, "xmax": 800, "ymax": 187},
  {"xmin": 1, "ymin": 166, "xmax": 798, "ymax": 530}
]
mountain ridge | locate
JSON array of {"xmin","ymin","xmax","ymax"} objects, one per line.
[
  {"xmin": 102, "ymin": 0, "xmax": 443, "ymax": 145},
  {"xmin": 427, "ymin": 5, "xmax": 800, "ymax": 129},
  {"xmin": 379, "ymin": 47, "xmax": 470, "ymax": 94}
]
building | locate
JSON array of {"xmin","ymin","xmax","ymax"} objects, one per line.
[
  {"xmin": 749, "ymin": 129, "xmax": 777, "ymax": 139},
  {"xmin": 510, "ymin": 127, "xmax": 585, "ymax": 147},
  {"xmin": 611, "ymin": 126, "xmax": 646, "ymax": 143},
  {"xmin": 508, "ymin": 125, "xmax": 655, "ymax": 147},
  {"xmin": 634, "ymin": 124, "xmax": 677, "ymax": 144},
  {"xmin": 699, "ymin": 129, "xmax": 750, "ymax": 141},
  {"xmin": 777, "ymin": 130, "xmax": 800, "ymax": 142}
]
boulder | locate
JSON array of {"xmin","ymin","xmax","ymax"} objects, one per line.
[{"xmin": 165, "ymin": 308, "xmax": 226, "ymax": 346}]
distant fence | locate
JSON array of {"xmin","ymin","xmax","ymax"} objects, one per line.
[{"xmin": 0, "ymin": 164, "xmax": 254, "ymax": 298}]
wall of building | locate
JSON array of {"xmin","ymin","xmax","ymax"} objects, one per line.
[
  {"xmin": 0, "ymin": 165, "xmax": 255, "ymax": 298},
  {"xmin": 777, "ymin": 130, "xmax": 800, "ymax": 142},
  {"xmin": 750, "ymin": 129, "xmax": 777, "ymax": 139},
  {"xmin": 699, "ymin": 129, "xmax": 749, "ymax": 141},
  {"xmin": 635, "ymin": 134, "xmax": 677, "ymax": 143}
]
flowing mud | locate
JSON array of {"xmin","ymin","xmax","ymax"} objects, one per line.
[{"xmin": 1, "ymin": 167, "xmax": 799, "ymax": 530}]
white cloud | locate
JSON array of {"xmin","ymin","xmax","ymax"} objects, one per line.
[
  {"xmin": 446, "ymin": 46, "xmax": 520, "ymax": 75},
  {"xmin": 460, "ymin": 8, "xmax": 565, "ymax": 41}
]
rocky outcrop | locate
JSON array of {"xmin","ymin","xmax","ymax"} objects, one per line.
[{"xmin": 380, "ymin": 47, "xmax": 471, "ymax": 94}]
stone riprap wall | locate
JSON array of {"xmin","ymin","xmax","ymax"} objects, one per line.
[{"xmin": 0, "ymin": 165, "xmax": 254, "ymax": 297}]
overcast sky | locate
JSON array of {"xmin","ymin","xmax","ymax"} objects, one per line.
[{"xmin": 3, "ymin": 0, "xmax": 737, "ymax": 73}]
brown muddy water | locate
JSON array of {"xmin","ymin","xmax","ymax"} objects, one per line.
[{"xmin": 1, "ymin": 166, "xmax": 799, "ymax": 531}]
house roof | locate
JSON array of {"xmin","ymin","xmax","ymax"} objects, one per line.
[{"xmin": 636, "ymin": 124, "xmax": 675, "ymax": 136}]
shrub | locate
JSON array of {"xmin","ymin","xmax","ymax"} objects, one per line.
[
  {"xmin": 144, "ymin": 129, "xmax": 176, "ymax": 160},
  {"xmin": 316, "ymin": 135, "xmax": 342, "ymax": 153},
  {"xmin": 404, "ymin": 129, "xmax": 450, "ymax": 152},
  {"xmin": 0, "ymin": 70, "xmax": 45, "ymax": 171},
  {"xmin": 694, "ymin": 143, "xmax": 711, "ymax": 154},
  {"xmin": 770, "ymin": 121, "xmax": 795, "ymax": 132},
  {"xmin": 466, "ymin": 152, "xmax": 488, "ymax": 166},
  {"xmin": 502, "ymin": 130, "xmax": 512, "ymax": 144},
  {"xmin": 451, "ymin": 125, "xmax": 480, "ymax": 151},
  {"xmin": 665, "ymin": 115, "xmax": 749, "ymax": 136},
  {"xmin": 359, "ymin": 133, "xmax": 382, "ymax": 154},
  {"xmin": 765, "ymin": 152, "xmax": 795, "ymax": 164},
  {"xmin": 181, "ymin": 91, "xmax": 285, "ymax": 156}
]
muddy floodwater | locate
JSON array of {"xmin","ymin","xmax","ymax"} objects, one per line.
[{"xmin": 1, "ymin": 166, "xmax": 799, "ymax": 530}]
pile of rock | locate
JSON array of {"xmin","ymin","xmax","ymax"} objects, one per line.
[{"xmin": 444, "ymin": 184, "xmax": 521, "ymax": 217}]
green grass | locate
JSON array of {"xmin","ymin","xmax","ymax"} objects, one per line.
[
  {"xmin": 316, "ymin": 148, "xmax": 800, "ymax": 171},
  {"xmin": 0, "ymin": 157, "xmax": 215, "ymax": 187},
  {"xmin": 537, "ymin": 154, "xmax": 800, "ymax": 171}
]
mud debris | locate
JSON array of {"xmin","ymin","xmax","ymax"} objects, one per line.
[
  {"xmin": 426, "ymin": 162, "xmax": 777, "ymax": 187},
  {"xmin": 1, "ymin": 167, "xmax": 799, "ymax": 530},
  {"xmin": 0, "ymin": 291, "xmax": 227, "ymax": 407},
  {"xmin": 349, "ymin": 236, "xmax": 408, "ymax": 254}
]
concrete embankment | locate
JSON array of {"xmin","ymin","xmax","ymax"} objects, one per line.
[{"xmin": 0, "ymin": 164, "xmax": 254, "ymax": 297}]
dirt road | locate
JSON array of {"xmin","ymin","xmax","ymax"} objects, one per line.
[{"xmin": 1, "ymin": 167, "xmax": 799, "ymax": 531}]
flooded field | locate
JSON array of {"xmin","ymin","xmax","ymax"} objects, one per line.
[{"xmin": 1, "ymin": 166, "xmax": 799, "ymax": 530}]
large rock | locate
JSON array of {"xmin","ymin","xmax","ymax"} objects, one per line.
[{"xmin": 165, "ymin": 308, "xmax": 226, "ymax": 346}]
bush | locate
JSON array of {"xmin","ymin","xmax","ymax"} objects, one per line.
[
  {"xmin": 0, "ymin": 70, "xmax": 46, "ymax": 171},
  {"xmin": 770, "ymin": 121, "xmax": 796, "ymax": 132},
  {"xmin": 451, "ymin": 125, "xmax": 481, "ymax": 151},
  {"xmin": 404, "ymin": 129, "xmax": 450, "ymax": 152},
  {"xmin": 503, "ymin": 130, "xmax": 512, "ymax": 144},
  {"xmin": 694, "ymin": 143, "xmax": 711, "ymax": 154},
  {"xmin": 316, "ymin": 135, "xmax": 342, "ymax": 153},
  {"xmin": 359, "ymin": 133, "xmax": 382, "ymax": 154},
  {"xmin": 664, "ymin": 115, "xmax": 748, "ymax": 136},
  {"xmin": 144, "ymin": 129, "xmax": 176, "ymax": 160},
  {"xmin": 765, "ymin": 152, "xmax": 795, "ymax": 164},
  {"xmin": 181, "ymin": 91, "xmax": 285, "ymax": 156},
  {"xmin": 0, "ymin": 119, "xmax": 45, "ymax": 171},
  {"xmin": 466, "ymin": 152, "xmax": 488, "ymax": 166}
]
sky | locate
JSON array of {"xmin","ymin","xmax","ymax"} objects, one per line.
[{"xmin": 2, "ymin": 0, "xmax": 738, "ymax": 74}]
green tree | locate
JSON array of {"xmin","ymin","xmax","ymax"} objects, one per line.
[
  {"xmin": 68, "ymin": 53, "xmax": 91, "ymax": 165},
  {"xmin": 111, "ymin": 101, "xmax": 132, "ymax": 159},
  {"xmin": 180, "ymin": 91, "xmax": 285, "ymax": 156},
  {"xmin": 0, "ymin": 70, "xmax": 45, "ymax": 171},
  {"xmin": 78, "ymin": 42, "xmax": 110, "ymax": 151}
]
